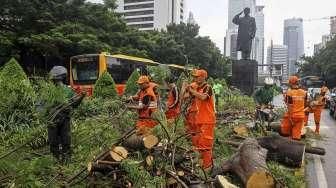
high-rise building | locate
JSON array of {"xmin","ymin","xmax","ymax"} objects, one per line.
[
  {"xmin": 267, "ymin": 45, "xmax": 288, "ymax": 82},
  {"xmin": 225, "ymin": 0, "xmax": 264, "ymax": 63},
  {"xmin": 283, "ymin": 18, "xmax": 304, "ymax": 76},
  {"xmin": 255, "ymin": 6, "xmax": 265, "ymax": 68},
  {"xmin": 115, "ymin": 0, "xmax": 185, "ymax": 31},
  {"xmin": 330, "ymin": 16, "xmax": 336, "ymax": 35},
  {"xmin": 187, "ymin": 12, "xmax": 196, "ymax": 25},
  {"xmin": 314, "ymin": 43, "xmax": 323, "ymax": 55}
]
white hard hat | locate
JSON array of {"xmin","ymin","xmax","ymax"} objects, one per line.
[
  {"xmin": 49, "ymin": 66, "xmax": 67, "ymax": 80},
  {"xmin": 264, "ymin": 77, "xmax": 274, "ymax": 85}
]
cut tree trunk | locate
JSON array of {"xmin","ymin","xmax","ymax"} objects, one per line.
[
  {"xmin": 214, "ymin": 175, "xmax": 239, "ymax": 188},
  {"xmin": 87, "ymin": 161, "xmax": 121, "ymax": 173},
  {"xmin": 110, "ymin": 146, "xmax": 128, "ymax": 162},
  {"xmin": 122, "ymin": 134, "xmax": 159, "ymax": 150},
  {"xmin": 226, "ymin": 135, "xmax": 326, "ymax": 168},
  {"xmin": 257, "ymin": 135, "xmax": 325, "ymax": 168},
  {"xmin": 213, "ymin": 138, "xmax": 275, "ymax": 188}
]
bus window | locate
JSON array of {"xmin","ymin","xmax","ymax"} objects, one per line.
[
  {"xmin": 71, "ymin": 56, "xmax": 99, "ymax": 85},
  {"xmin": 107, "ymin": 57, "xmax": 133, "ymax": 84}
]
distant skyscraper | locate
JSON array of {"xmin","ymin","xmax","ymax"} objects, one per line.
[
  {"xmin": 187, "ymin": 12, "xmax": 196, "ymax": 25},
  {"xmin": 267, "ymin": 45, "xmax": 288, "ymax": 81},
  {"xmin": 255, "ymin": 6, "xmax": 265, "ymax": 67},
  {"xmin": 115, "ymin": 0, "xmax": 185, "ymax": 31},
  {"xmin": 314, "ymin": 43, "xmax": 323, "ymax": 55},
  {"xmin": 283, "ymin": 18, "xmax": 304, "ymax": 75},
  {"xmin": 225, "ymin": 0, "xmax": 263, "ymax": 62},
  {"xmin": 330, "ymin": 16, "xmax": 336, "ymax": 35}
]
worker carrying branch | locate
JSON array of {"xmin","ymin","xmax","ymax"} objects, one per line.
[
  {"xmin": 185, "ymin": 69, "xmax": 216, "ymax": 170},
  {"xmin": 47, "ymin": 66, "xmax": 75, "ymax": 163},
  {"xmin": 280, "ymin": 76, "xmax": 308, "ymax": 140}
]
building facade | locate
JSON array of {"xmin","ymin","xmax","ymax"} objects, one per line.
[
  {"xmin": 267, "ymin": 45, "xmax": 289, "ymax": 82},
  {"xmin": 331, "ymin": 16, "xmax": 336, "ymax": 35},
  {"xmin": 115, "ymin": 0, "xmax": 185, "ymax": 31},
  {"xmin": 283, "ymin": 18, "xmax": 304, "ymax": 76},
  {"xmin": 255, "ymin": 6, "xmax": 265, "ymax": 67}
]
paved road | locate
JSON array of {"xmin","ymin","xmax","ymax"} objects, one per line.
[
  {"xmin": 272, "ymin": 95, "xmax": 336, "ymax": 188},
  {"xmin": 306, "ymin": 109, "xmax": 336, "ymax": 188}
]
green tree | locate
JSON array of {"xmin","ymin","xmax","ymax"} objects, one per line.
[
  {"xmin": 0, "ymin": 58, "xmax": 36, "ymax": 131},
  {"xmin": 124, "ymin": 70, "xmax": 140, "ymax": 96},
  {"xmin": 299, "ymin": 38, "xmax": 336, "ymax": 87},
  {"xmin": 93, "ymin": 71, "xmax": 118, "ymax": 99}
]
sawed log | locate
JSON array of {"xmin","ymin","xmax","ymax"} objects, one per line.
[
  {"xmin": 122, "ymin": 134, "xmax": 159, "ymax": 150},
  {"xmin": 227, "ymin": 135, "xmax": 325, "ymax": 168},
  {"xmin": 257, "ymin": 134, "xmax": 325, "ymax": 168},
  {"xmin": 212, "ymin": 138, "xmax": 275, "ymax": 188}
]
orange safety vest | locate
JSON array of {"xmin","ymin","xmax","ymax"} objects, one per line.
[
  {"xmin": 285, "ymin": 88, "xmax": 307, "ymax": 118},
  {"xmin": 186, "ymin": 82, "xmax": 198, "ymax": 116},
  {"xmin": 194, "ymin": 83, "xmax": 216, "ymax": 124},
  {"xmin": 137, "ymin": 87, "xmax": 157, "ymax": 120},
  {"xmin": 166, "ymin": 85, "xmax": 180, "ymax": 119}
]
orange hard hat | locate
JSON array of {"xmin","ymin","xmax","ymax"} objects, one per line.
[
  {"xmin": 137, "ymin": 75, "xmax": 150, "ymax": 84},
  {"xmin": 288, "ymin": 76, "xmax": 299, "ymax": 85},
  {"xmin": 193, "ymin": 69, "xmax": 208, "ymax": 78}
]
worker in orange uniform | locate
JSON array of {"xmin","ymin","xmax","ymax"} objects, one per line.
[
  {"xmin": 164, "ymin": 77, "xmax": 180, "ymax": 121},
  {"xmin": 186, "ymin": 69, "xmax": 216, "ymax": 170},
  {"xmin": 280, "ymin": 76, "xmax": 307, "ymax": 140},
  {"xmin": 311, "ymin": 82, "xmax": 329, "ymax": 134},
  {"xmin": 127, "ymin": 76, "xmax": 158, "ymax": 133},
  {"xmin": 182, "ymin": 69, "xmax": 198, "ymax": 146},
  {"xmin": 302, "ymin": 86, "xmax": 311, "ymax": 127},
  {"xmin": 149, "ymin": 80, "xmax": 161, "ymax": 111}
]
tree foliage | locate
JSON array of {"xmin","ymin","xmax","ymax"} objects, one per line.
[
  {"xmin": 0, "ymin": 58, "xmax": 36, "ymax": 131},
  {"xmin": 93, "ymin": 71, "xmax": 118, "ymax": 99},
  {"xmin": 0, "ymin": 0, "xmax": 230, "ymax": 79},
  {"xmin": 299, "ymin": 37, "xmax": 336, "ymax": 87},
  {"xmin": 124, "ymin": 70, "xmax": 140, "ymax": 96}
]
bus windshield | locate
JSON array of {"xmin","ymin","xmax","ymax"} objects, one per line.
[{"xmin": 71, "ymin": 56, "xmax": 99, "ymax": 85}]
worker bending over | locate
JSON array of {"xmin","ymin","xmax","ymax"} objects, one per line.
[
  {"xmin": 186, "ymin": 69, "xmax": 216, "ymax": 170},
  {"xmin": 280, "ymin": 76, "xmax": 307, "ymax": 140},
  {"xmin": 127, "ymin": 76, "xmax": 158, "ymax": 134}
]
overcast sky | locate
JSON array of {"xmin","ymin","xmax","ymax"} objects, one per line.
[
  {"xmin": 90, "ymin": 0, "xmax": 336, "ymax": 56},
  {"xmin": 188, "ymin": 0, "xmax": 336, "ymax": 56}
]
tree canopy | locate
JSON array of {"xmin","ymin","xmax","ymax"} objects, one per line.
[
  {"xmin": 299, "ymin": 37, "xmax": 336, "ymax": 87},
  {"xmin": 0, "ymin": 0, "xmax": 230, "ymax": 79}
]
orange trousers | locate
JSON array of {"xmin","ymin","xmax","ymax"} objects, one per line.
[
  {"xmin": 193, "ymin": 123, "xmax": 215, "ymax": 169},
  {"xmin": 136, "ymin": 119, "xmax": 158, "ymax": 128},
  {"xmin": 280, "ymin": 115, "xmax": 304, "ymax": 140},
  {"xmin": 313, "ymin": 107, "xmax": 323, "ymax": 133},
  {"xmin": 304, "ymin": 112, "xmax": 309, "ymax": 126}
]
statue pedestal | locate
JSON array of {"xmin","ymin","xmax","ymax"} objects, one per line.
[{"xmin": 231, "ymin": 59, "xmax": 258, "ymax": 95}]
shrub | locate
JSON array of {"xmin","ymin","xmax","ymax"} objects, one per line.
[
  {"xmin": 0, "ymin": 58, "xmax": 36, "ymax": 131},
  {"xmin": 124, "ymin": 70, "xmax": 140, "ymax": 96},
  {"xmin": 93, "ymin": 71, "xmax": 118, "ymax": 99}
]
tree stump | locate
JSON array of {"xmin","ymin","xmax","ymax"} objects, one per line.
[{"xmin": 213, "ymin": 138, "xmax": 275, "ymax": 188}]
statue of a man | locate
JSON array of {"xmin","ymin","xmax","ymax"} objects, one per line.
[{"xmin": 232, "ymin": 7, "xmax": 256, "ymax": 60}]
